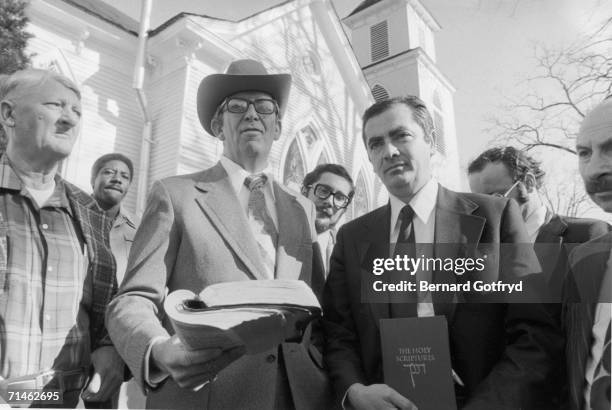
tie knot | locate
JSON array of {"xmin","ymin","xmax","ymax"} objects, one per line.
[
  {"xmin": 245, "ymin": 173, "xmax": 268, "ymax": 191},
  {"xmin": 400, "ymin": 204, "xmax": 415, "ymax": 222}
]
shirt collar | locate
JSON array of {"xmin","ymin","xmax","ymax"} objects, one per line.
[
  {"xmin": 0, "ymin": 154, "xmax": 72, "ymax": 214},
  {"xmin": 116, "ymin": 207, "xmax": 136, "ymax": 228},
  {"xmin": 219, "ymin": 155, "xmax": 275, "ymax": 199},
  {"xmin": 389, "ymin": 178, "xmax": 438, "ymax": 229},
  {"xmin": 0, "ymin": 154, "xmax": 24, "ymax": 191}
]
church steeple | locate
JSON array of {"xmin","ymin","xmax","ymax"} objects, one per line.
[
  {"xmin": 342, "ymin": 0, "xmax": 462, "ymax": 189},
  {"xmin": 343, "ymin": 0, "xmax": 440, "ymax": 68}
]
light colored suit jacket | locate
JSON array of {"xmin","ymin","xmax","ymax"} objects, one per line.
[{"xmin": 106, "ymin": 163, "xmax": 329, "ymax": 409}]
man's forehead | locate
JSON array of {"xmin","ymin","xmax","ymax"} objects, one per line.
[
  {"xmin": 101, "ymin": 159, "xmax": 130, "ymax": 171},
  {"xmin": 578, "ymin": 99, "xmax": 612, "ymax": 146},
  {"xmin": 577, "ymin": 127, "xmax": 612, "ymax": 148},
  {"xmin": 316, "ymin": 172, "xmax": 352, "ymax": 192},
  {"xmin": 364, "ymin": 104, "xmax": 419, "ymax": 138},
  {"xmin": 228, "ymin": 90, "xmax": 274, "ymax": 100},
  {"xmin": 16, "ymin": 79, "xmax": 80, "ymax": 101}
]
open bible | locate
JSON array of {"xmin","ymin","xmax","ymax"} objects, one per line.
[{"xmin": 164, "ymin": 279, "xmax": 321, "ymax": 354}]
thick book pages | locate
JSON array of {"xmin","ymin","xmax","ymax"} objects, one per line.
[
  {"xmin": 380, "ymin": 316, "xmax": 456, "ymax": 410},
  {"xmin": 164, "ymin": 280, "xmax": 321, "ymax": 354}
]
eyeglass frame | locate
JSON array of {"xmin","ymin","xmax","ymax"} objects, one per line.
[
  {"xmin": 491, "ymin": 179, "xmax": 521, "ymax": 198},
  {"xmin": 306, "ymin": 183, "xmax": 353, "ymax": 209},
  {"xmin": 219, "ymin": 97, "xmax": 279, "ymax": 115}
]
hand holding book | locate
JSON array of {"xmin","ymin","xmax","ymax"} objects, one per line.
[
  {"xmin": 150, "ymin": 335, "xmax": 245, "ymax": 390},
  {"xmin": 347, "ymin": 383, "xmax": 418, "ymax": 410},
  {"xmin": 164, "ymin": 280, "xmax": 322, "ymax": 355}
]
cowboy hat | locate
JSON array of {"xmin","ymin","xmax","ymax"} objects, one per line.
[{"xmin": 197, "ymin": 59, "xmax": 292, "ymax": 135}]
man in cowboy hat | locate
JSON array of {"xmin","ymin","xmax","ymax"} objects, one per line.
[{"xmin": 106, "ymin": 59, "xmax": 329, "ymax": 409}]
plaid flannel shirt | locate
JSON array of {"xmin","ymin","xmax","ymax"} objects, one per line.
[{"xmin": 0, "ymin": 155, "xmax": 116, "ymax": 378}]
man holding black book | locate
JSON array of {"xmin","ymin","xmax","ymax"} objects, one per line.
[
  {"xmin": 322, "ymin": 96, "xmax": 562, "ymax": 409},
  {"xmin": 106, "ymin": 59, "xmax": 329, "ymax": 409}
]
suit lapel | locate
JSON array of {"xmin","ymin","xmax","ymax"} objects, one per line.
[
  {"xmin": 194, "ymin": 164, "xmax": 267, "ymax": 280},
  {"xmin": 274, "ymin": 183, "xmax": 307, "ymax": 280},
  {"xmin": 364, "ymin": 205, "xmax": 392, "ymax": 326},
  {"xmin": 433, "ymin": 187, "xmax": 485, "ymax": 320}
]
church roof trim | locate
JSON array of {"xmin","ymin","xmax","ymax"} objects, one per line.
[
  {"xmin": 345, "ymin": 0, "xmax": 441, "ymax": 30},
  {"xmin": 59, "ymin": 0, "xmax": 139, "ymax": 35},
  {"xmin": 58, "ymin": 0, "xmax": 294, "ymax": 38}
]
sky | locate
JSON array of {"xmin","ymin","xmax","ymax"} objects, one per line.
[{"xmin": 101, "ymin": 0, "xmax": 611, "ymax": 168}]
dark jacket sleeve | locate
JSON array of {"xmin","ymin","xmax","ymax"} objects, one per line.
[
  {"xmin": 465, "ymin": 199, "xmax": 564, "ymax": 410},
  {"xmin": 322, "ymin": 225, "xmax": 369, "ymax": 402}
]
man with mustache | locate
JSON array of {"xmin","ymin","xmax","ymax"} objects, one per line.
[
  {"xmin": 301, "ymin": 164, "xmax": 354, "ymax": 276},
  {"xmin": 323, "ymin": 95, "xmax": 562, "ymax": 409},
  {"xmin": 0, "ymin": 69, "xmax": 122, "ymax": 407},
  {"xmin": 106, "ymin": 59, "xmax": 330, "ymax": 409},
  {"xmin": 467, "ymin": 147, "xmax": 609, "ymax": 300},
  {"xmin": 564, "ymin": 95, "xmax": 612, "ymax": 410}
]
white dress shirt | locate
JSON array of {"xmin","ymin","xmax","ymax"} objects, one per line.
[
  {"xmin": 389, "ymin": 178, "xmax": 438, "ymax": 317},
  {"xmin": 317, "ymin": 229, "xmax": 335, "ymax": 275}
]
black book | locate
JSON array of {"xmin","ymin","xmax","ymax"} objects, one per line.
[{"xmin": 380, "ymin": 316, "xmax": 456, "ymax": 410}]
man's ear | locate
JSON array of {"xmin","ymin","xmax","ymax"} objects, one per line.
[
  {"xmin": 211, "ymin": 118, "xmax": 224, "ymax": 140},
  {"xmin": 524, "ymin": 173, "xmax": 536, "ymax": 192},
  {"xmin": 428, "ymin": 130, "xmax": 437, "ymax": 156},
  {"xmin": 274, "ymin": 117, "xmax": 282, "ymax": 141},
  {"xmin": 0, "ymin": 100, "xmax": 16, "ymax": 128}
]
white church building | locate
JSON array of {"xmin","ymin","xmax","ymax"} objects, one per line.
[{"xmin": 25, "ymin": 0, "xmax": 460, "ymax": 221}]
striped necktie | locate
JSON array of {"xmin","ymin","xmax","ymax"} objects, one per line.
[{"xmin": 244, "ymin": 174, "xmax": 278, "ymax": 279}]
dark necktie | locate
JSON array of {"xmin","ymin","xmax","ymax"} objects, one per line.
[
  {"xmin": 244, "ymin": 174, "xmax": 278, "ymax": 278},
  {"xmin": 390, "ymin": 205, "xmax": 417, "ymax": 317}
]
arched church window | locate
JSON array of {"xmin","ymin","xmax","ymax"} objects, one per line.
[
  {"xmin": 352, "ymin": 171, "xmax": 369, "ymax": 218},
  {"xmin": 283, "ymin": 138, "xmax": 306, "ymax": 189},
  {"xmin": 317, "ymin": 151, "xmax": 330, "ymax": 166},
  {"xmin": 371, "ymin": 84, "xmax": 389, "ymax": 102}
]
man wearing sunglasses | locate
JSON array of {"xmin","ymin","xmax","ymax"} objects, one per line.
[
  {"xmin": 468, "ymin": 147, "xmax": 609, "ymax": 298},
  {"xmin": 106, "ymin": 59, "xmax": 330, "ymax": 409},
  {"xmin": 301, "ymin": 164, "xmax": 355, "ymax": 275}
]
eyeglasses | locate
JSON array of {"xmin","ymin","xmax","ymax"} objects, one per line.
[
  {"xmin": 223, "ymin": 98, "xmax": 278, "ymax": 115},
  {"xmin": 309, "ymin": 183, "xmax": 352, "ymax": 209},
  {"xmin": 492, "ymin": 180, "xmax": 521, "ymax": 198}
]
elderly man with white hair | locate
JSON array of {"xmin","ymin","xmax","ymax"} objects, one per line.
[{"xmin": 0, "ymin": 69, "xmax": 122, "ymax": 407}]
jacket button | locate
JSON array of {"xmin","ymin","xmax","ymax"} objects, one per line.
[{"xmin": 266, "ymin": 354, "xmax": 276, "ymax": 363}]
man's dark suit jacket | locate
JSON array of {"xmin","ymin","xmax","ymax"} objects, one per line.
[
  {"xmin": 562, "ymin": 232, "xmax": 612, "ymax": 410},
  {"xmin": 533, "ymin": 214, "xmax": 610, "ymax": 408},
  {"xmin": 323, "ymin": 185, "xmax": 563, "ymax": 410},
  {"xmin": 535, "ymin": 213, "xmax": 610, "ymax": 301}
]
